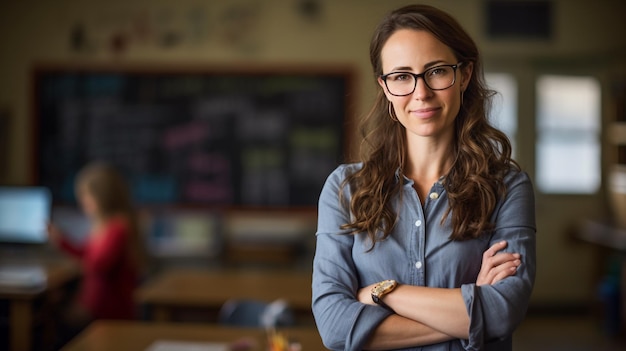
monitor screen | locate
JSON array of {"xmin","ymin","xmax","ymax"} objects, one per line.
[{"xmin": 0, "ymin": 186, "xmax": 51, "ymax": 244}]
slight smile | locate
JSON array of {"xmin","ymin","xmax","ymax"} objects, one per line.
[{"xmin": 410, "ymin": 107, "xmax": 440, "ymax": 119}]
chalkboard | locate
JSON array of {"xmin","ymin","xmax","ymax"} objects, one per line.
[{"xmin": 33, "ymin": 65, "xmax": 353, "ymax": 207}]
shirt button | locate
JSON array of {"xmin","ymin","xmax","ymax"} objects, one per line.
[
  {"xmin": 414, "ymin": 220, "xmax": 422, "ymax": 227},
  {"xmin": 415, "ymin": 261, "xmax": 423, "ymax": 269},
  {"xmin": 429, "ymin": 192, "xmax": 439, "ymax": 200}
]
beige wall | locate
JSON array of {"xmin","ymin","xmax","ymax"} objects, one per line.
[{"xmin": 1, "ymin": 0, "xmax": 625, "ymax": 306}]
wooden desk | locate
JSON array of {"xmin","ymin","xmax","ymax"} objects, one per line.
[
  {"xmin": 0, "ymin": 258, "xmax": 80, "ymax": 351},
  {"xmin": 61, "ymin": 320, "xmax": 326, "ymax": 351},
  {"xmin": 136, "ymin": 268, "xmax": 312, "ymax": 322}
]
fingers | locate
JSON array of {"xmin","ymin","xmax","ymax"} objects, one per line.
[
  {"xmin": 483, "ymin": 258, "xmax": 521, "ymax": 285},
  {"xmin": 476, "ymin": 241, "xmax": 522, "ymax": 286},
  {"xmin": 489, "ymin": 252, "xmax": 521, "ymax": 267},
  {"xmin": 482, "ymin": 240, "xmax": 507, "ymax": 260}
]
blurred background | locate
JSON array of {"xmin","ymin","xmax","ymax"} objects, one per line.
[{"xmin": 1, "ymin": 0, "xmax": 625, "ymax": 350}]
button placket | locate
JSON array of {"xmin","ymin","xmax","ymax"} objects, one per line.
[{"xmin": 414, "ymin": 218, "xmax": 425, "ymax": 273}]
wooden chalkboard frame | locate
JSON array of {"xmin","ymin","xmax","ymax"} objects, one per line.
[{"xmin": 31, "ymin": 63, "xmax": 356, "ymax": 210}]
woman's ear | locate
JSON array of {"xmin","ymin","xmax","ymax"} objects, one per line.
[
  {"xmin": 378, "ymin": 76, "xmax": 392, "ymax": 100},
  {"xmin": 460, "ymin": 62, "xmax": 474, "ymax": 91}
]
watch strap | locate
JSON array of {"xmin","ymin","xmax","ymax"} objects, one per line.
[
  {"xmin": 371, "ymin": 279, "xmax": 397, "ymax": 309},
  {"xmin": 372, "ymin": 293, "xmax": 391, "ymax": 309}
]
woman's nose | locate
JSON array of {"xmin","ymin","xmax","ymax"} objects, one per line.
[{"xmin": 412, "ymin": 77, "xmax": 433, "ymax": 100}]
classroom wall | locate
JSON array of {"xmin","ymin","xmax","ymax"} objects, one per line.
[
  {"xmin": 2, "ymin": 0, "xmax": 625, "ymax": 182},
  {"xmin": 1, "ymin": 0, "xmax": 625, "ymax": 307}
]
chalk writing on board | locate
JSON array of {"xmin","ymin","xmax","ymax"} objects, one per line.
[{"xmin": 35, "ymin": 67, "xmax": 351, "ymax": 207}]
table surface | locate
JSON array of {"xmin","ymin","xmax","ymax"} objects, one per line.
[
  {"xmin": 135, "ymin": 268, "xmax": 313, "ymax": 311},
  {"xmin": 577, "ymin": 219, "xmax": 626, "ymax": 251},
  {"xmin": 0, "ymin": 256, "xmax": 80, "ymax": 351},
  {"xmin": 61, "ymin": 320, "xmax": 327, "ymax": 351},
  {"xmin": 0, "ymin": 257, "xmax": 80, "ymax": 298}
]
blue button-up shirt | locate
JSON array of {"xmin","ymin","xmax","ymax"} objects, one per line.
[{"xmin": 312, "ymin": 163, "xmax": 536, "ymax": 351}]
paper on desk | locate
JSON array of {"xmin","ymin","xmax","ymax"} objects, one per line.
[{"xmin": 145, "ymin": 340, "xmax": 229, "ymax": 351}]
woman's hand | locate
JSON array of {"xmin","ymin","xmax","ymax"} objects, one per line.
[
  {"xmin": 476, "ymin": 241, "xmax": 521, "ymax": 286},
  {"xmin": 357, "ymin": 282, "xmax": 379, "ymax": 306},
  {"xmin": 357, "ymin": 241, "xmax": 520, "ymax": 306}
]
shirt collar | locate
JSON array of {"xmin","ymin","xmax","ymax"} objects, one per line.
[{"xmin": 394, "ymin": 167, "xmax": 446, "ymax": 186}]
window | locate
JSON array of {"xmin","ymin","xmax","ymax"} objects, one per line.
[
  {"xmin": 536, "ymin": 75, "xmax": 601, "ymax": 193},
  {"xmin": 486, "ymin": 73, "xmax": 518, "ymax": 156}
]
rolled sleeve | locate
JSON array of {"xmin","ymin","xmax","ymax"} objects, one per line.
[
  {"xmin": 461, "ymin": 172, "xmax": 536, "ymax": 350},
  {"xmin": 313, "ymin": 166, "xmax": 536, "ymax": 351},
  {"xmin": 312, "ymin": 165, "xmax": 394, "ymax": 350}
]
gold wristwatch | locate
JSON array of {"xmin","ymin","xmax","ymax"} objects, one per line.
[{"xmin": 371, "ymin": 279, "xmax": 397, "ymax": 308}]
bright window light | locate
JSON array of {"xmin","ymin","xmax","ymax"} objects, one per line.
[{"xmin": 536, "ymin": 75, "xmax": 601, "ymax": 194}]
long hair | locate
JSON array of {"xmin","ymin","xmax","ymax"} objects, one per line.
[
  {"xmin": 76, "ymin": 161, "xmax": 146, "ymax": 273},
  {"xmin": 340, "ymin": 4, "xmax": 518, "ymax": 246}
]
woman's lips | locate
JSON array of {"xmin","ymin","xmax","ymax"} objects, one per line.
[{"xmin": 410, "ymin": 107, "xmax": 440, "ymax": 119}]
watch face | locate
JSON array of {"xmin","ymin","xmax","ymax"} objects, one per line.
[
  {"xmin": 373, "ymin": 279, "xmax": 397, "ymax": 295},
  {"xmin": 380, "ymin": 280, "xmax": 396, "ymax": 291}
]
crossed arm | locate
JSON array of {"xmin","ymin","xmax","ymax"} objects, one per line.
[
  {"xmin": 356, "ymin": 241, "xmax": 521, "ymax": 350},
  {"xmin": 313, "ymin": 167, "xmax": 535, "ymax": 350}
]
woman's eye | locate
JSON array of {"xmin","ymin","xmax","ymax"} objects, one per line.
[
  {"xmin": 392, "ymin": 73, "xmax": 412, "ymax": 81},
  {"xmin": 428, "ymin": 67, "xmax": 447, "ymax": 76}
]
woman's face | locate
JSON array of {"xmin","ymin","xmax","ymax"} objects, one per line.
[{"xmin": 378, "ymin": 29, "xmax": 471, "ymax": 142}]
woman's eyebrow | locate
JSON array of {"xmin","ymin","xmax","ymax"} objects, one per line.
[
  {"xmin": 389, "ymin": 66, "xmax": 413, "ymax": 72},
  {"xmin": 389, "ymin": 60, "xmax": 449, "ymax": 72},
  {"xmin": 423, "ymin": 60, "xmax": 448, "ymax": 69}
]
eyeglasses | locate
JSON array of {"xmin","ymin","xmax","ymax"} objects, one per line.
[{"xmin": 380, "ymin": 63, "xmax": 462, "ymax": 96}]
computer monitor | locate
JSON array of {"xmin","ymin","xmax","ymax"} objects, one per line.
[{"xmin": 0, "ymin": 186, "xmax": 51, "ymax": 244}]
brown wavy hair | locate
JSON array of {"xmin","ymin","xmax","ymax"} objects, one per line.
[{"xmin": 340, "ymin": 4, "xmax": 518, "ymax": 246}]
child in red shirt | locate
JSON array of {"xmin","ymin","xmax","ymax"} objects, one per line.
[{"xmin": 48, "ymin": 162, "xmax": 144, "ymax": 323}]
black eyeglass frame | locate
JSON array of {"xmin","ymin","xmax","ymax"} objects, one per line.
[{"xmin": 380, "ymin": 62, "xmax": 463, "ymax": 96}]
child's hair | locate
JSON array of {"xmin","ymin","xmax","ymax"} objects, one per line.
[
  {"xmin": 75, "ymin": 161, "xmax": 134, "ymax": 217},
  {"xmin": 76, "ymin": 161, "xmax": 147, "ymax": 274}
]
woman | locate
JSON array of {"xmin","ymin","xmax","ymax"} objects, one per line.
[
  {"xmin": 48, "ymin": 161, "xmax": 144, "ymax": 323},
  {"xmin": 312, "ymin": 4, "xmax": 536, "ymax": 350}
]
